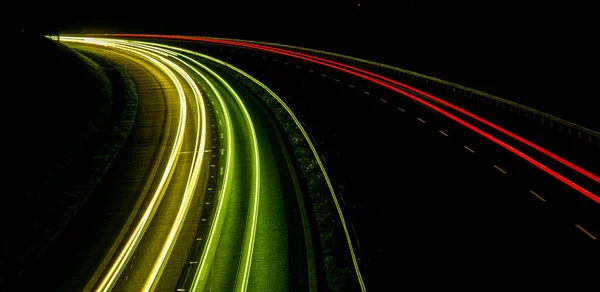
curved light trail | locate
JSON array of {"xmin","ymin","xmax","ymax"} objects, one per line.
[
  {"xmin": 139, "ymin": 50, "xmax": 207, "ymax": 291},
  {"xmin": 116, "ymin": 41, "xmax": 238, "ymax": 291},
  {"xmin": 113, "ymin": 34, "xmax": 599, "ymax": 204},
  {"xmin": 105, "ymin": 40, "xmax": 210, "ymax": 291},
  {"xmin": 213, "ymin": 40, "xmax": 600, "ymax": 185},
  {"xmin": 60, "ymin": 37, "xmax": 210, "ymax": 291},
  {"xmin": 59, "ymin": 35, "xmax": 600, "ymax": 292},
  {"xmin": 106, "ymin": 39, "xmax": 261, "ymax": 291},
  {"xmin": 203, "ymin": 60, "xmax": 261, "ymax": 292},
  {"xmin": 130, "ymin": 41, "xmax": 367, "ymax": 291}
]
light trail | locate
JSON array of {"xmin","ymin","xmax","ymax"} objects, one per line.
[
  {"xmin": 127, "ymin": 41, "xmax": 366, "ymax": 291},
  {"xmin": 113, "ymin": 34, "xmax": 599, "ymax": 203},
  {"xmin": 117, "ymin": 40, "xmax": 237, "ymax": 292},
  {"xmin": 195, "ymin": 57, "xmax": 261, "ymax": 292},
  {"xmin": 61, "ymin": 37, "xmax": 215, "ymax": 291},
  {"xmin": 118, "ymin": 34, "xmax": 599, "ymax": 204},
  {"xmin": 120, "ymin": 40, "xmax": 261, "ymax": 291},
  {"xmin": 229, "ymin": 42, "xmax": 600, "ymax": 185},
  {"xmin": 69, "ymin": 37, "xmax": 262, "ymax": 291},
  {"xmin": 137, "ymin": 47, "xmax": 208, "ymax": 291},
  {"xmin": 61, "ymin": 38, "xmax": 190, "ymax": 291}
]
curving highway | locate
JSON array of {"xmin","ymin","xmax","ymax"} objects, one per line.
[
  {"xmin": 32, "ymin": 36, "xmax": 318, "ymax": 292},
  {"xmin": 112, "ymin": 35, "xmax": 600, "ymax": 288},
  {"xmin": 33, "ymin": 34, "xmax": 599, "ymax": 291}
]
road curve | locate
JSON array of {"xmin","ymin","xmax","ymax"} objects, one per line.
[
  {"xmin": 121, "ymin": 40, "xmax": 314, "ymax": 292},
  {"xmin": 110, "ymin": 35, "xmax": 600, "ymax": 289},
  {"xmin": 26, "ymin": 39, "xmax": 212, "ymax": 291},
  {"xmin": 32, "ymin": 37, "xmax": 316, "ymax": 292},
  {"xmin": 24, "ymin": 42, "xmax": 188, "ymax": 291}
]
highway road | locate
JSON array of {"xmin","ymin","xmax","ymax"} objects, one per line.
[
  {"xmin": 33, "ymin": 35, "xmax": 599, "ymax": 290},
  {"xmin": 123, "ymin": 40, "xmax": 316, "ymax": 292},
  {"xmin": 26, "ymin": 37, "xmax": 315, "ymax": 292},
  {"xmin": 109, "ymin": 35, "xmax": 600, "ymax": 289},
  {"xmin": 25, "ymin": 40, "xmax": 211, "ymax": 291}
]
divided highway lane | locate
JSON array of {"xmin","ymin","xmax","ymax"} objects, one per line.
[
  {"xmin": 199, "ymin": 62, "xmax": 314, "ymax": 292},
  {"xmin": 78, "ymin": 42, "xmax": 209, "ymax": 292},
  {"xmin": 30, "ymin": 39, "xmax": 213, "ymax": 292},
  {"xmin": 24, "ymin": 41, "xmax": 208, "ymax": 292},
  {"xmin": 182, "ymin": 37, "xmax": 600, "ymax": 194},
  {"xmin": 120, "ymin": 40, "xmax": 315, "ymax": 291},
  {"xmin": 160, "ymin": 41, "xmax": 600, "ymax": 288},
  {"xmin": 56, "ymin": 38, "xmax": 315, "ymax": 291},
  {"xmin": 144, "ymin": 42, "xmax": 315, "ymax": 292}
]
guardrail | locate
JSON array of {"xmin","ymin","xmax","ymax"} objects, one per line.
[
  {"xmin": 57, "ymin": 34, "xmax": 599, "ymax": 145},
  {"xmin": 200, "ymin": 36, "xmax": 600, "ymax": 145}
]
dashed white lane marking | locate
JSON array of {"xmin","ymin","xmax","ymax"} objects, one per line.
[
  {"xmin": 463, "ymin": 145, "xmax": 475, "ymax": 153},
  {"xmin": 439, "ymin": 130, "xmax": 449, "ymax": 137},
  {"xmin": 379, "ymin": 98, "xmax": 387, "ymax": 103},
  {"xmin": 308, "ymin": 69, "xmax": 314, "ymax": 73},
  {"xmin": 296, "ymin": 65, "xmax": 301, "ymax": 69},
  {"xmin": 364, "ymin": 91, "xmax": 370, "ymax": 95},
  {"xmin": 575, "ymin": 224, "xmax": 597, "ymax": 240},
  {"xmin": 334, "ymin": 78, "xmax": 340, "ymax": 82},
  {"xmin": 417, "ymin": 118, "xmax": 426, "ymax": 123},
  {"xmin": 493, "ymin": 164, "xmax": 507, "ymax": 174},
  {"xmin": 397, "ymin": 107, "xmax": 406, "ymax": 112},
  {"xmin": 529, "ymin": 190, "xmax": 546, "ymax": 202},
  {"xmin": 348, "ymin": 84, "xmax": 355, "ymax": 88},
  {"xmin": 321, "ymin": 74, "xmax": 327, "ymax": 77}
]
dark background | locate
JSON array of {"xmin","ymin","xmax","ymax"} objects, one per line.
[{"xmin": 15, "ymin": 1, "xmax": 599, "ymax": 129}]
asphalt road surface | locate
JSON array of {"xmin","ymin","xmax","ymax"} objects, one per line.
[
  {"xmin": 24, "ymin": 38, "xmax": 316, "ymax": 292},
  {"xmin": 161, "ymin": 40, "xmax": 600, "ymax": 289},
  {"xmin": 25, "ymin": 42, "xmax": 213, "ymax": 291}
]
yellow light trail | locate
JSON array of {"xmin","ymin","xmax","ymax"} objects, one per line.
[
  {"xmin": 85, "ymin": 40, "xmax": 214, "ymax": 290},
  {"xmin": 132, "ymin": 46, "xmax": 236, "ymax": 292},
  {"xmin": 116, "ymin": 40, "xmax": 259, "ymax": 291},
  {"xmin": 127, "ymin": 40, "xmax": 262, "ymax": 291},
  {"xmin": 136, "ymin": 48, "xmax": 207, "ymax": 291},
  {"xmin": 143, "ymin": 42, "xmax": 366, "ymax": 291},
  {"xmin": 98, "ymin": 41, "xmax": 237, "ymax": 291},
  {"xmin": 61, "ymin": 37, "xmax": 189, "ymax": 291},
  {"xmin": 101, "ymin": 40, "xmax": 209, "ymax": 290}
]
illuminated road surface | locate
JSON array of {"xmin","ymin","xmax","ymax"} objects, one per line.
[
  {"xmin": 139, "ymin": 35, "xmax": 599, "ymax": 201},
  {"xmin": 121, "ymin": 40, "xmax": 312, "ymax": 291},
  {"xmin": 102, "ymin": 34, "xmax": 600, "ymax": 290},
  {"xmin": 57, "ymin": 40, "xmax": 210, "ymax": 291},
  {"xmin": 27, "ymin": 39, "xmax": 211, "ymax": 291},
  {"xmin": 40, "ymin": 37, "xmax": 315, "ymax": 291},
  {"xmin": 44, "ymin": 34, "xmax": 599, "ymax": 290}
]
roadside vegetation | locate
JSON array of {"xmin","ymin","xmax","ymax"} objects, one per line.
[{"xmin": 6, "ymin": 33, "xmax": 138, "ymax": 288}]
